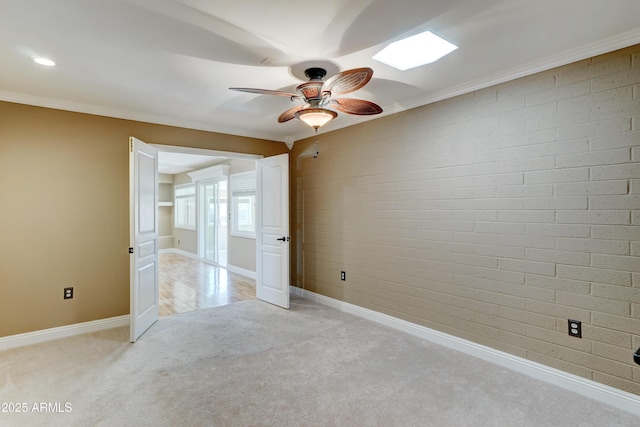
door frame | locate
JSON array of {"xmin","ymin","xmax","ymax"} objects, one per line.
[
  {"xmin": 153, "ymin": 145, "xmax": 260, "ymax": 267},
  {"xmin": 148, "ymin": 145, "xmax": 262, "ymax": 313}
]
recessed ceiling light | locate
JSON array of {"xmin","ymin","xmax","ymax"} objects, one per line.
[
  {"xmin": 373, "ymin": 31, "xmax": 458, "ymax": 71},
  {"xmin": 32, "ymin": 57, "xmax": 56, "ymax": 67}
]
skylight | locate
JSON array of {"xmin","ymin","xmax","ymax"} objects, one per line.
[
  {"xmin": 32, "ymin": 57, "xmax": 56, "ymax": 67},
  {"xmin": 373, "ymin": 31, "xmax": 458, "ymax": 71}
]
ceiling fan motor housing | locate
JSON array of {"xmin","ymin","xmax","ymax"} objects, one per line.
[
  {"xmin": 297, "ymin": 68, "xmax": 328, "ymax": 103},
  {"xmin": 304, "ymin": 67, "xmax": 327, "ymax": 80}
]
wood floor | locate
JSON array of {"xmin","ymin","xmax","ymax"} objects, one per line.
[{"xmin": 159, "ymin": 252, "xmax": 256, "ymax": 317}]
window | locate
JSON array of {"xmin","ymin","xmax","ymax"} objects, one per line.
[
  {"xmin": 230, "ymin": 171, "xmax": 256, "ymax": 238},
  {"xmin": 174, "ymin": 184, "xmax": 196, "ymax": 229}
]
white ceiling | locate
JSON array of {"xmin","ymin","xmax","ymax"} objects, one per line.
[
  {"xmin": 157, "ymin": 151, "xmax": 225, "ymax": 174},
  {"xmin": 2, "ymin": 0, "xmax": 639, "ymax": 144}
]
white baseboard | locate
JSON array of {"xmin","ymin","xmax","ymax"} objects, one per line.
[
  {"xmin": 227, "ymin": 264, "xmax": 256, "ymax": 280},
  {"xmin": 290, "ymin": 286, "xmax": 640, "ymax": 417},
  {"xmin": 0, "ymin": 315, "xmax": 130, "ymax": 352},
  {"xmin": 159, "ymin": 247, "xmax": 199, "ymax": 259}
]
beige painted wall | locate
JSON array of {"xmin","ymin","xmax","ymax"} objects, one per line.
[
  {"xmin": 227, "ymin": 159, "xmax": 257, "ymax": 272},
  {"xmin": 228, "ymin": 236, "xmax": 256, "ymax": 272},
  {"xmin": 290, "ymin": 45, "xmax": 640, "ymax": 395},
  {"xmin": 172, "ymin": 170, "xmax": 198, "ymax": 253},
  {"xmin": 173, "ymin": 228, "xmax": 198, "ymax": 253},
  {"xmin": 0, "ymin": 101, "xmax": 285, "ymax": 337},
  {"xmin": 158, "ymin": 173, "xmax": 174, "ymax": 250}
]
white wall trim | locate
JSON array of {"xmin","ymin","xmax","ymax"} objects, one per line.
[
  {"xmin": 0, "ymin": 315, "xmax": 130, "ymax": 352},
  {"xmin": 159, "ymin": 247, "xmax": 199, "ymax": 259},
  {"xmin": 151, "ymin": 144, "xmax": 262, "ymax": 161},
  {"xmin": 188, "ymin": 164, "xmax": 230, "ymax": 182},
  {"xmin": 290, "ymin": 286, "xmax": 640, "ymax": 417},
  {"xmin": 0, "ymin": 90, "xmax": 287, "ymax": 142},
  {"xmin": 294, "ymin": 28, "xmax": 640, "ymax": 141},
  {"xmin": 227, "ymin": 264, "xmax": 256, "ymax": 280},
  {"xmin": 2, "ymin": 30, "xmax": 639, "ymax": 144}
]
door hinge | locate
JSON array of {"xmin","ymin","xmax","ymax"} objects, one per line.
[
  {"xmin": 129, "ymin": 140, "xmax": 133, "ymax": 153},
  {"xmin": 128, "ymin": 247, "xmax": 134, "ymax": 254}
]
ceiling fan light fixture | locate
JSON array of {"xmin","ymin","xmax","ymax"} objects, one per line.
[
  {"xmin": 373, "ymin": 31, "xmax": 457, "ymax": 71},
  {"xmin": 295, "ymin": 108, "xmax": 337, "ymax": 130}
]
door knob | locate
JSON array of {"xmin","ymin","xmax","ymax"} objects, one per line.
[{"xmin": 276, "ymin": 236, "xmax": 290, "ymax": 242}]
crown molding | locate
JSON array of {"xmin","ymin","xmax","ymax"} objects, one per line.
[
  {"xmin": 298, "ymin": 28, "xmax": 640, "ymax": 141},
  {"xmin": 3, "ymin": 28, "xmax": 640, "ymax": 144},
  {"xmin": 0, "ymin": 90, "xmax": 285, "ymax": 142},
  {"xmin": 395, "ymin": 27, "xmax": 640, "ymax": 115}
]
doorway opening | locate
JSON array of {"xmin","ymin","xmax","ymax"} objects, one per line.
[
  {"xmin": 199, "ymin": 177, "xmax": 228, "ymax": 267},
  {"xmin": 154, "ymin": 144, "xmax": 260, "ymax": 318}
]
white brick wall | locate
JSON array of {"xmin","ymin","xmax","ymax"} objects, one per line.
[{"xmin": 292, "ymin": 46, "xmax": 640, "ymax": 394}]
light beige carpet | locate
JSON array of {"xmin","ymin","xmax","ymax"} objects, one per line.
[{"xmin": 1, "ymin": 297, "xmax": 639, "ymax": 426}]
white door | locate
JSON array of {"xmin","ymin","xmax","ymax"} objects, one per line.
[
  {"xmin": 129, "ymin": 137, "xmax": 159, "ymax": 342},
  {"xmin": 256, "ymin": 153, "xmax": 290, "ymax": 309}
]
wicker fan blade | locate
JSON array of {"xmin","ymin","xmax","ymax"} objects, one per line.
[
  {"xmin": 230, "ymin": 87, "xmax": 300, "ymax": 99},
  {"xmin": 278, "ymin": 104, "xmax": 308, "ymax": 123},
  {"xmin": 331, "ymin": 98, "xmax": 383, "ymax": 115},
  {"xmin": 322, "ymin": 68, "xmax": 373, "ymax": 95}
]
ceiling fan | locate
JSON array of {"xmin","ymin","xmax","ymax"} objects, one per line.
[{"xmin": 230, "ymin": 67, "xmax": 383, "ymax": 131}]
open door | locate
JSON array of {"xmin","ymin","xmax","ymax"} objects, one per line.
[
  {"xmin": 129, "ymin": 137, "xmax": 159, "ymax": 342},
  {"xmin": 256, "ymin": 153, "xmax": 290, "ymax": 309}
]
